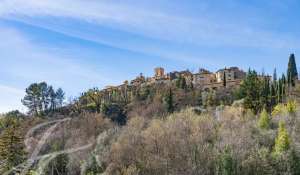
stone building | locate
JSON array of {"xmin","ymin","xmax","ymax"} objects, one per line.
[
  {"xmin": 130, "ymin": 73, "xmax": 146, "ymax": 86},
  {"xmin": 216, "ymin": 67, "xmax": 245, "ymax": 83},
  {"xmin": 193, "ymin": 68, "xmax": 217, "ymax": 86}
]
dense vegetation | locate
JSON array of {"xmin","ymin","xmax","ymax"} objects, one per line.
[{"xmin": 1, "ymin": 54, "xmax": 300, "ymax": 175}]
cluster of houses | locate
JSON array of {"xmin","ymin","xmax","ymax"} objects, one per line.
[{"xmin": 104, "ymin": 67, "xmax": 246, "ymax": 93}]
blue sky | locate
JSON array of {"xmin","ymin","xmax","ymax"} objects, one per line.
[{"xmin": 0, "ymin": 0, "xmax": 300, "ymax": 113}]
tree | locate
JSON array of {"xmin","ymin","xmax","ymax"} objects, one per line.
[
  {"xmin": 223, "ymin": 71, "xmax": 227, "ymax": 87},
  {"xmin": 0, "ymin": 120, "xmax": 26, "ymax": 173},
  {"xmin": 270, "ymin": 83, "xmax": 277, "ymax": 109},
  {"xmin": 165, "ymin": 88, "xmax": 174, "ymax": 113},
  {"xmin": 237, "ymin": 70, "xmax": 263, "ymax": 114},
  {"xmin": 217, "ymin": 147, "xmax": 235, "ymax": 175},
  {"xmin": 22, "ymin": 82, "xmax": 65, "ymax": 115},
  {"xmin": 22, "ymin": 83, "xmax": 43, "ymax": 115},
  {"xmin": 22, "ymin": 82, "xmax": 64, "ymax": 115},
  {"xmin": 48, "ymin": 86, "xmax": 57, "ymax": 111},
  {"xmin": 287, "ymin": 54, "xmax": 298, "ymax": 87},
  {"xmin": 176, "ymin": 76, "xmax": 187, "ymax": 90},
  {"xmin": 258, "ymin": 109, "xmax": 270, "ymax": 129},
  {"xmin": 84, "ymin": 88, "xmax": 103, "ymax": 113},
  {"xmin": 55, "ymin": 88, "xmax": 65, "ymax": 107},
  {"xmin": 261, "ymin": 77, "xmax": 271, "ymax": 110},
  {"xmin": 274, "ymin": 121, "xmax": 290, "ymax": 155},
  {"xmin": 286, "ymin": 100, "xmax": 297, "ymax": 115},
  {"xmin": 273, "ymin": 68, "xmax": 277, "ymax": 81}
]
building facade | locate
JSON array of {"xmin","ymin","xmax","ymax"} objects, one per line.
[{"xmin": 216, "ymin": 67, "xmax": 245, "ymax": 83}]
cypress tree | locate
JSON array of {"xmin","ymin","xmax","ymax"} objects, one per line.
[
  {"xmin": 273, "ymin": 68, "xmax": 277, "ymax": 81},
  {"xmin": 260, "ymin": 77, "xmax": 270, "ymax": 111},
  {"xmin": 287, "ymin": 54, "xmax": 298, "ymax": 87},
  {"xmin": 166, "ymin": 88, "xmax": 174, "ymax": 113},
  {"xmin": 277, "ymin": 79, "xmax": 283, "ymax": 103},
  {"xmin": 223, "ymin": 71, "xmax": 227, "ymax": 87},
  {"xmin": 270, "ymin": 83, "xmax": 277, "ymax": 108},
  {"xmin": 282, "ymin": 74, "xmax": 287, "ymax": 85}
]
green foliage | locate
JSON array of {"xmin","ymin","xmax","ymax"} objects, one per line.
[
  {"xmin": 272, "ymin": 104, "xmax": 285, "ymax": 116},
  {"xmin": 82, "ymin": 88, "xmax": 103, "ymax": 113},
  {"xmin": 274, "ymin": 121, "xmax": 290, "ymax": 155},
  {"xmin": 237, "ymin": 70, "xmax": 263, "ymax": 114},
  {"xmin": 22, "ymin": 82, "xmax": 65, "ymax": 115},
  {"xmin": 176, "ymin": 75, "xmax": 187, "ymax": 89},
  {"xmin": 287, "ymin": 54, "xmax": 298, "ymax": 87},
  {"xmin": 217, "ymin": 147, "xmax": 235, "ymax": 175},
  {"xmin": 165, "ymin": 88, "xmax": 174, "ymax": 113},
  {"xmin": 258, "ymin": 109, "xmax": 270, "ymax": 129},
  {"xmin": 287, "ymin": 100, "xmax": 297, "ymax": 114},
  {"xmin": 0, "ymin": 120, "xmax": 26, "ymax": 173}
]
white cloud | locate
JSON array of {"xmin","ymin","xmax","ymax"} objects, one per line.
[{"xmin": 1, "ymin": 0, "xmax": 299, "ymax": 51}]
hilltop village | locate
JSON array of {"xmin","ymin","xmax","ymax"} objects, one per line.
[{"xmin": 104, "ymin": 66, "xmax": 246, "ymax": 93}]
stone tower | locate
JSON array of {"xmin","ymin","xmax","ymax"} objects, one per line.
[{"xmin": 155, "ymin": 67, "xmax": 165, "ymax": 78}]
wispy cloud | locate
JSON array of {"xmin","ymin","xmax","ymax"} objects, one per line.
[{"xmin": 1, "ymin": 0, "xmax": 299, "ymax": 51}]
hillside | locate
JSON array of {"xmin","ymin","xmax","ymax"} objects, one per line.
[{"xmin": 1, "ymin": 56, "xmax": 300, "ymax": 175}]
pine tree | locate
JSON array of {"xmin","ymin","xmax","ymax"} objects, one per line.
[
  {"xmin": 258, "ymin": 109, "xmax": 270, "ymax": 129},
  {"xmin": 274, "ymin": 121, "xmax": 290, "ymax": 155},
  {"xmin": 0, "ymin": 120, "xmax": 26, "ymax": 173},
  {"xmin": 287, "ymin": 54, "xmax": 298, "ymax": 87}
]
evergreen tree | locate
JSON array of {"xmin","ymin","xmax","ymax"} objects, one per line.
[
  {"xmin": 273, "ymin": 68, "xmax": 277, "ymax": 81},
  {"xmin": 276, "ymin": 80, "xmax": 281, "ymax": 103},
  {"xmin": 282, "ymin": 74, "xmax": 287, "ymax": 85},
  {"xmin": 22, "ymin": 82, "xmax": 64, "ymax": 115},
  {"xmin": 261, "ymin": 77, "xmax": 270, "ymax": 110},
  {"xmin": 286, "ymin": 100, "xmax": 297, "ymax": 115},
  {"xmin": 274, "ymin": 121, "xmax": 290, "ymax": 155},
  {"xmin": 165, "ymin": 88, "xmax": 174, "ymax": 113},
  {"xmin": 287, "ymin": 54, "xmax": 298, "ymax": 87},
  {"xmin": 237, "ymin": 70, "xmax": 263, "ymax": 114},
  {"xmin": 48, "ymin": 86, "xmax": 57, "ymax": 111},
  {"xmin": 0, "ymin": 120, "xmax": 26, "ymax": 173},
  {"xmin": 258, "ymin": 109, "xmax": 270, "ymax": 129},
  {"xmin": 175, "ymin": 75, "xmax": 187, "ymax": 90},
  {"xmin": 55, "ymin": 88, "xmax": 65, "ymax": 107},
  {"xmin": 217, "ymin": 147, "xmax": 235, "ymax": 175},
  {"xmin": 223, "ymin": 71, "xmax": 227, "ymax": 87},
  {"xmin": 270, "ymin": 83, "xmax": 277, "ymax": 108}
]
